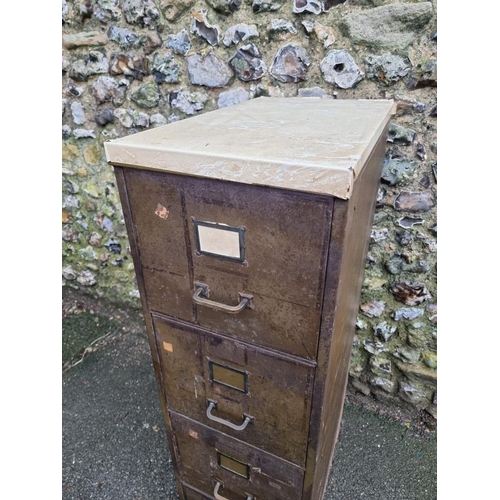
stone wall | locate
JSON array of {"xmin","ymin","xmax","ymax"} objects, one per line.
[{"xmin": 62, "ymin": 0, "xmax": 437, "ymax": 418}]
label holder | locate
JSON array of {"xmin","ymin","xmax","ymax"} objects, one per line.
[{"xmin": 192, "ymin": 218, "xmax": 246, "ymax": 263}]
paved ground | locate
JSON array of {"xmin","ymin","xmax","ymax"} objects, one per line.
[{"xmin": 62, "ymin": 291, "xmax": 437, "ymax": 500}]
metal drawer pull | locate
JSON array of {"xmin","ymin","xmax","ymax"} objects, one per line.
[
  {"xmin": 214, "ymin": 480, "xmax": 254, "ymax": 500},
  {"xmin": 206, "ymin": 400, "xmax": 253, "ymax": 431},
  {"xmin": 193, "ymin": 282, "xmax": 253, "ymax": 314}
]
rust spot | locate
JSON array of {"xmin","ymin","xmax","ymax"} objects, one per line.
[
  {"xmin": 163, "ymin": 341, "xmax": 173, "ymax": 352},
  {"xmin": 155, "ymin": 203, "xmax": 169, "ymax": 219}
]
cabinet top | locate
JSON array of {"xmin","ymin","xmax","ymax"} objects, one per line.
[{"xmin": 104, "ymin": 97, "xmax": 395, "ymax": 199}]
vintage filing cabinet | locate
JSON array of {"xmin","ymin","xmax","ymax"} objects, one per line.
[{"xmin": 104, "ymin": 97, "xmax": 395, "ymax": 500}]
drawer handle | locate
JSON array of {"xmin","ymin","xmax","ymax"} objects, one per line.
[
  {"xmin": 193, "ymin": 282, "xmax": 253, "ymax": 314},
  {"xmin": 214, "ymin": 480, "xmax": 254, "ymax": 500},
  {"xmin": 206, "ymin": 400, "xmax": 253, "ymax": 431}
]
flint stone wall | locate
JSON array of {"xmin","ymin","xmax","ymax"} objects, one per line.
[{"xmin": 62, "ymin": 0, "xmax": 437, "ymax": 418}]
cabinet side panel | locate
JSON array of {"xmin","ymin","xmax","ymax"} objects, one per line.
[
  {"xmin": 113, "ymin": 166, "xmax": 186, "ymax": 500},
  {"xmin": 302, "ymin": 201, "xmax": 348, "ymax": 500},
  {"xmin": 303, "ymin": 129, "xmax": 388, "ymax": 500}
]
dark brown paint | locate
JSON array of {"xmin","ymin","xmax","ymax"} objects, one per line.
[{"xmin": 153, "ymin": 313, "xmax": 315, "ymax": 466}]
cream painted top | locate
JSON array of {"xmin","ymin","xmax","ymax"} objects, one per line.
[{"xmin": 104, "ymin": 97, "xmax": 395, "ymax": 199}]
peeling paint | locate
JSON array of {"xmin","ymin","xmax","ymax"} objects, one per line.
[
  {"xmin": 162, "ymin": 341, "xmax": 173, "ymax": 352},
  {"xmin": 155, "ymin": 203, "xmax": 169, "ymax": 220}
]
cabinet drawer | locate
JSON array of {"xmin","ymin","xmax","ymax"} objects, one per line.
[
  {"xmin": 170, "ymin": 411, "xmax": 304, "ymax": 500},
  {"xmin": 154, "ymin": 314, "xmax": 315, "ymax": 467},
  {"xmin": 124, "ymin": 169, "xmax": 333, "ymax": 359}
]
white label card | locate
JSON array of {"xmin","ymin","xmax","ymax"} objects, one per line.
[{"xmin": 197, "ymin": 223, "xmax": 242, "ymax": 260}]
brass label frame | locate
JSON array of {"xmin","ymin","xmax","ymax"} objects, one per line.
[
  {"xmin": 216, "ymin": 451, "xmax": 250, "ymax": 479},
  {"xmin": 209, "ymin": 360, "xmax": 248, "ymax": 393}
]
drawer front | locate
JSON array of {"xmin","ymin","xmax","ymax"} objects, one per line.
[
  {"xmin": 183, "ymin": 176, "xmax": 332, "ymax": 310},
  {"xmin": 170, "ymin": 411, "xmax": 304, "ymax": 500},
  {"xmin": 124, "ymin": 169, "xmax": 333, "ymax": 359},
  {"xmin": 154, "ymin": 314, "xmax": 315, "ymax": 467},
  {"xmin": 146, "ymin": 268, "xmax": 321, "ymax": 358}
]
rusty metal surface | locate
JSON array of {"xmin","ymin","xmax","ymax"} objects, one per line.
[
  {"xmin": 153, "ymin": 314, "xmax": 315, "ymax": 467},
  {"xmin": 183, "ymin": 174, "xmax": 332, "ymax": 310},
  {"xmin": 169, "ymin": 411, "xmax": 305, "ymax": 500},
  {"xmin": 123, "ymin": 168, "xmax": 195, "ymax": 323},
  {"xmin": 122, "ymin": 168, "xmax": 333, "ymax": 360}
]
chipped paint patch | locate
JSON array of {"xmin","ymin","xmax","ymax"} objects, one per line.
[
  {"xmin": 155, "ymin": 203, "xmax": 169, "ymax": 219},
  {"xmin": 189, "ymin": 429, "xmax": 199, "ymax": 439},
  {"xmin": 162, "ymin": 341, "xmax": 173, "ymax": 352}
]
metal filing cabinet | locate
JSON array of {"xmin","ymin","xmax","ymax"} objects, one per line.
[{"xmin": 104, "ymin": 97, "xmax": 395, "ymax": 500}]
